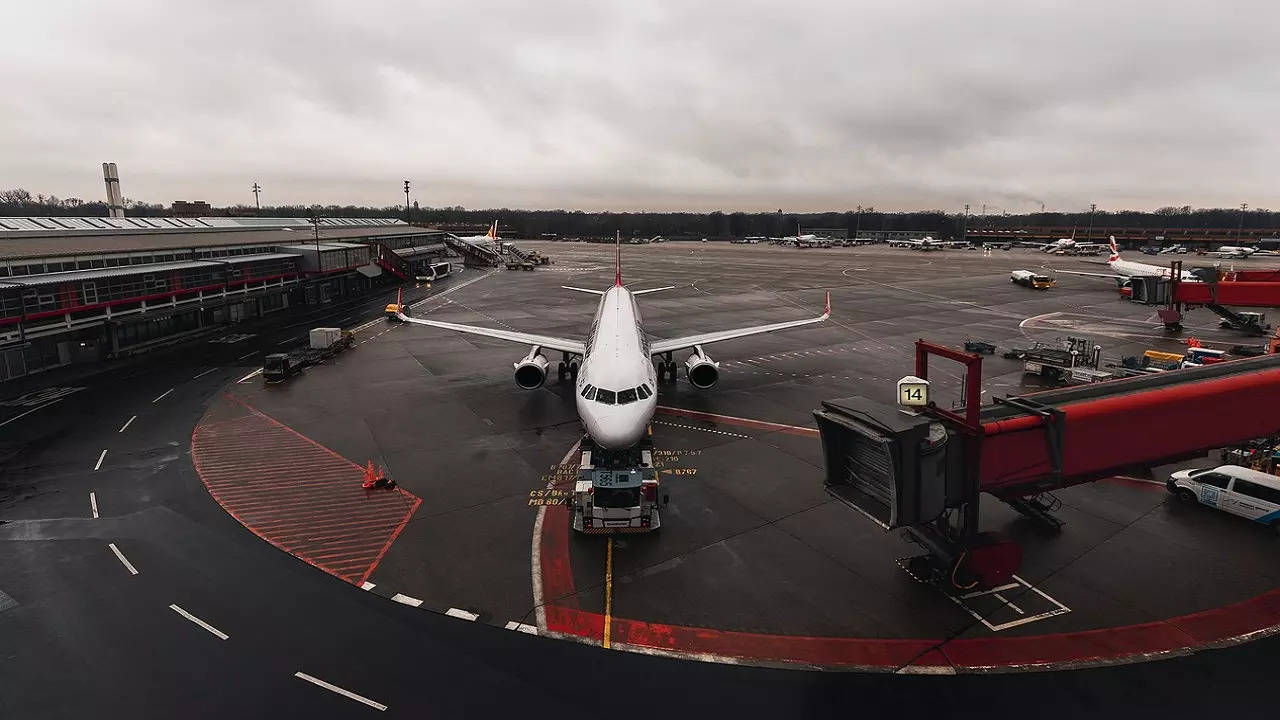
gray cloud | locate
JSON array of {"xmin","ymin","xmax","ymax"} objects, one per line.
[{"xmin": 2, "ymin": 0, "xmax": 1277, "ymax": 212}]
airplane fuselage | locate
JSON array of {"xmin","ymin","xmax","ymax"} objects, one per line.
[
  {"xmin": 1109, "ymin": 257, "xmax": 1198, "ymax": 281},
  {"xmin": 574, "ymin": 286, "xmax": 658, "ymax": 449}
]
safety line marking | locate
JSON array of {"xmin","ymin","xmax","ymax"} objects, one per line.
[
  {"xmin": 236, "ymin": 351, "xmax": 258, "ymax": 361},
  {"xmin": 237, "ymin": 368, "xmax": 263, "ymax": 383},
  {"xmin": 191, "ymin": 367, "xmax": 219, "ymax": 380},
  {"xmin": 294, "ymin": 672, "xmax": 387, "ymax": 712},
  {"xmin": 504, "ymin": 622, "xmax": 538, "ymax": 635},
  {"xmin": 0, "ymin": 399, "xmax": 62, "ymax": 429},
  {"xmin": 89, "ymin": 492, "xmax": 99, "ymax": 519},
  {"xmin": 108, "ymin": 543, "xmax": 138, "ymax": 575},
  {"xmin": 94, "ymin": 449, "xmax": 108, "ymax": 471},
  {"xmin": 118, "ymin": 415, "xmax": 136, "ymax": 433},
  {"xmin": 169, "ymin": 604, "xmax": 229, "ymax": 640},
  {"xmin": 361, "ymin": 581, "xmax": 376, "ymax": 591},
  {"xmin": 151, "ymin": 388, "xmax": 174, "ymax": 403},
  {"xmin": 392, "ymin": 593, "xmax": 423, "ymax": 607},
  {"xmin": 445, "ymin": 608, "xmax": 479, "ymax": 621}
]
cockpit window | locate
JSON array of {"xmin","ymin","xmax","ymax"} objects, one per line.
[
  {"xmin": 581, "ymin": 384, "xmax": 596, "ymax": 400},
  {"xmin": 596, "ymin": 389, "xmax": 616, "ymax": 405},
  {"xmin": 636, "ymin": 384, "xmax": 652, "ymax": 399},
  {"xmin": 617, "ymin": 387, "xmax": 638, "ymax": 404}
]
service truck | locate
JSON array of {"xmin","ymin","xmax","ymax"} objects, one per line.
[
  {"xmin": 263, "ymin": 327, "xmax": 354, "ymax": 383},
  {"xmin": 1010, "ymin": 270, "xmax": 1055, "ymax": 290},
  {"xmin": 571, "ymin": 436, "xmax": 668, "ymax": 533}
]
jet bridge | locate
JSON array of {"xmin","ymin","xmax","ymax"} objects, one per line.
[
  {"xmin": 1142, "ymin": 260, "xmax": 1280, "ymax": 332},
  {"xmin": 814, "ymin": 341, "xmax": 1280, "ymax": 590}
]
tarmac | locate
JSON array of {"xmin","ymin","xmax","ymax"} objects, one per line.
[{"xmin": 3, "ymin": 241, "xmax": 1279, "ymax": 716}]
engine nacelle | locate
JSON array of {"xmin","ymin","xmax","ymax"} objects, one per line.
[
  {"xmin": 685, "ymin": 351, "xmax": 720, "ymax": 389},
  {"xmin": 513, "ymin": 351, "xmax": 550, "ymax": 389}
]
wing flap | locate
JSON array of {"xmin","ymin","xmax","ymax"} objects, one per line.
[{"xmin": 649, "ymin": 291, "xmax": 829, "ymax": 355}]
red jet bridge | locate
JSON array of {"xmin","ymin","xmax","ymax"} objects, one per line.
[
  {"xmin": 1144, "ymin": 261, "xmax": 1280, "ymax": 334},
  {"xmin": 814, "ymin": 342, "xmax": 1280, "ymax": 591}
]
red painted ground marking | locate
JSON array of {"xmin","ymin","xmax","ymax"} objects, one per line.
[
  {"xmin": 536, "ymin": 408, "xmax": 1280, "ymax": 670},
  {"xmin": 192, "ymin": 393, "xmax": 421, "ymax": 586}
]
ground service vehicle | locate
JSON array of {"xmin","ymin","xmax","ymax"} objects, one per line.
[
  {"xmin": 263, "ymin": 327, "xmax": 354, "ymax": 383},
  {"xmin": 571, "ymin": 436, "xmax": 668, "ymax": 533},
  {"xmin": 1168, "ymin": 465, "xmax": 1280, "ymax": 534},
  {"xmin": 1011, "ymin": 270, "xmax": 1055, "ymax": 289}
]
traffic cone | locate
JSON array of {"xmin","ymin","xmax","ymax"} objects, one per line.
[{"xmin": 362, "ymin": 461, "xmax": 379, "ymax": 489}]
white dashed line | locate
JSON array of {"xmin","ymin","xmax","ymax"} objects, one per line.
[
  {"xmin": 653, "ymin": 420, "xmax": 750, "ymax": 439},
  {"xmin": 294, "ymin": 672, "xmax": 387, "ymax": 712},
  {"xmin": 89, "ymin": 492, "xmax": 99, "ymax": 519},
  {"xmin": 151, "ymin": 388, "xmax": 174, "ymax": 403},
  {"xmin": 118, "ymin": 415, "xmax": 136, "ymax": 433},
  {"xmin": 169, "ymin": 604, "xmax": 229, "ymax": 640},
  {"xmin": 360, "ymin": 581, "xmax": 376, "ymax": 591},
  {"xmin": 94, "ymin": 449, "xmax": 108, "ymax": 471},
  {"xmin": 445, "ymin": 608, "xmax": 479, "ymax": 621},
  {"xmin": 236, "ymin": 351, "xmax": 258, "ymax": 361},
  {"xmin": 237, "ymin": 368, "xmax": 263, "ymax": 383},
  {"xmin": 191, "ymin": 367, "xmax": 218, "ymax": 380},
  {"xmin": 108, "ymin": 543, "xmax": 138, "ymax": 575},
  {"xmin": 504, "ymin": 622, "xmax": 539, "ymax": 634},
  {"xmin": 391, "ymin": 593, "xmax": 423, "ymax": 607}
]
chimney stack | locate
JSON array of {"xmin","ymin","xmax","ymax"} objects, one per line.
[{"xmin": 102, "ymin": 162, "xmax": 124, "ymax": 217}]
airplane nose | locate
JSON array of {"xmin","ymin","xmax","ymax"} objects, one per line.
[{"xmin": 592, "ymin": 422, "xmax": 645, "ymax": 450}]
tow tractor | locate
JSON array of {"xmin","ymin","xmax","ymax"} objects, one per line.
[
  {"xmin": 262, "ymin": 327, "xmax": 354, "ymax": 383},
  {"xmin": 571, "ymin": 434, "xmax": 668, "ymax": 533},
  {"xmin": 1003, "ymin": 336, "xmax": 1111, "ymax": 384}
]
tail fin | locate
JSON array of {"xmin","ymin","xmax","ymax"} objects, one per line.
[
  {"xmin": 487, "ymin": 221, "xmax": 497, "ymax": 239},
  {"xmin": 824, "ymin": 290, "xmax": 831, "ymax": 317},
  {"xmin": 1108, "ymin": 236, "xmax": 1119, "ymax": 262},
  {"xmin": 397, "ymin": 287, "xmax": 403, "ymax": 308},
  {"xmin": 615, "ymin": 230, "xmax": 622, "ymax": 287}
]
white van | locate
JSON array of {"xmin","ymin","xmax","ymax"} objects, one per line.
[{"xmin": 1168, "ymin": 465, "xmax": 1280, "ymax": 534}]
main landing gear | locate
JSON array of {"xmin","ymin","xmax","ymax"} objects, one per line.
[
  {"xmin": 655, "ymin": 352, "xmax": 677, "ymax": 382},
  {"xmin": 557, "ymin": 353, "xmax": 580, "ymax": 383}
]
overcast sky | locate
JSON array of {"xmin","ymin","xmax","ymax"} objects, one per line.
[{"xmin": 3, "ymin": 0, "xmax": 1278, "ymax": 212}]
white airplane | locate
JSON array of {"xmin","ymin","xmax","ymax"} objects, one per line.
[
  {"xmin": 456, "ymin": 220, "xmax": 500, "ymax": 247},
  {"xmin": 395, "ymin": 234, "xmax": 830, "ymax": 449},
  {"xmin": 1051, "ymin": 236, "xmax": 1199, "ymax": 283},
  {"xmin": 1209, "ymin": 245, "xmax": 1258, "ymax": 259}
]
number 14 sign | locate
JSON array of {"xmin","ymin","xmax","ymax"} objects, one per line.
[{"xmin": 897, "ymin": 375, "xmax": 930, "ymax": 407}]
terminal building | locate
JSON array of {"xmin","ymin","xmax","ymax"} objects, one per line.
[{"xmin": 0, "ymin": 216, "xmax": 474, "ymax": 382}]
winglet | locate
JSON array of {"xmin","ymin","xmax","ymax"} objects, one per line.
[
  {"xmin": 824, "ymin": 290, "xmax": 831, "ymax": 317},
  {"xmin": 615, "ymin": 230, "xmax": 622, "ymax": 287}
]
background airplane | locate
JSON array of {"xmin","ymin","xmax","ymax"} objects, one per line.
[
  {"xmin": 1209, "ymin": 245, "xmax": 1258, "ymax": 259},
  {"xmin": 395, "ymin": 234, "xmax": 830, "ymax": 448},
  {"xmin": 1051, "ymin": 236, "xmax": 1199, "ymax": 282}
]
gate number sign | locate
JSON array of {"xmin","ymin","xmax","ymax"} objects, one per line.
[{"xmin": 897, "ymin": 375, "xmax": 930, "ymax": 407}]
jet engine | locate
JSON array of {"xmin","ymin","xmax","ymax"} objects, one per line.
[
  {"xmin": 514, "ymin": 349, "xmax": 550, "ymax": 389},
  {"xmin": 684, "ymin": 350, "xmax": 720, "ymax": 389}
]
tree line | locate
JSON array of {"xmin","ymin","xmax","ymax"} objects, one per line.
[{"xmin": 2, "ymin": 187, "xmax": 1276, "ymax": 240}]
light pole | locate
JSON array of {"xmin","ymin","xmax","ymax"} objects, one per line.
[
  {"xmin": 1087, "ymin": 203, "xmax": 1097, "ymax": 240},
  {"xmin": 1238, "ymin": 202, "xmax": 1248, "ymax": 241},
  {"xmin": 251, "ymin": 182, "xmax": 261, "ymax": 214},
  {"xmin": 962, "ymin": 203, "xmax": 970, "ymax": 244},
  {"xmin": 854, "ymin": 205, "xmax": 862, "ymax": 241},
  {"xmin": 403, "ymin": 180, "xmax": 411, "ymax": 225},
  {"xmin": 310, "ymin": 208, "xmax": 321, "ymax": 271}
]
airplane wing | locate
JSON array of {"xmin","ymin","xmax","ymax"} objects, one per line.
[
  {"xmin": 397, "ymin": 313, "xmax": 586, "ymax": 355},
  {"xmin": 649, "ymin": 292, "xmax": 829, "ymax": 355},
  {"xmin": 631, "ymin": 285, "xmax": 677, "ymax": 296},
  {"xmin": 1050, "ymin": 268, "xmax": 1125, "ymax": 280}
]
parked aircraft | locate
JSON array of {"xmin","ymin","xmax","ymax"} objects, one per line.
[
  {"xmin": 395, "ymin": 234, "xmax": 830, "ymax": 449},
  {"xmin": 1051, "ymin": 237, "xmax": 1200, "ymax": 283}
]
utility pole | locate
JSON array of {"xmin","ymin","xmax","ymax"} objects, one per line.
[
  {"xmin": 403, "ymin": 180, "xmax": 411, "ymax": 225},
  {"xmin": 310, "ymin": 207, "xmax": 321, "ymax": 271},
  {"xmin": 962, "ymin": 203, "xmax": 970, "ymax": 244},
  {"xmin": 1238, "ymin": 202, "xmax": 1248, "ymax": 241},
  {"xmin": 251, "ymin": 182, "xmax": 261, "ymax": 214},
  {"xmin": 1087, "ymin": 203, "xmax": 1097, "ymax": 240},
  {"xmin": 854, "ymin": 205, "xmax": 862, "ymax": 241}
]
